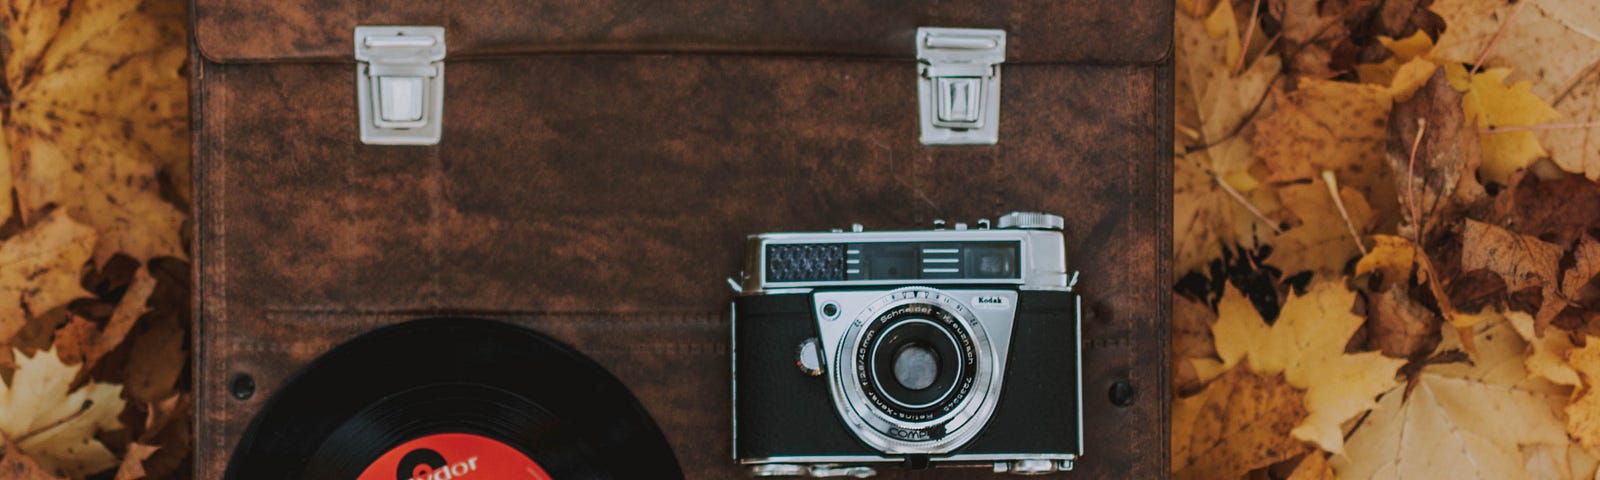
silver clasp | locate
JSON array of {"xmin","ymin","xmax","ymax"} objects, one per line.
[
  {"xmin": 917, "ymin": 27, "xmax": 1006, "ymax": 146},
  {"xmin": 355, "ymin": 26, "xmax": 446, "ymax": 145}
]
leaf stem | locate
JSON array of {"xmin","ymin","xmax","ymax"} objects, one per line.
[
  {"xmin": 1480, "ymin": 121, "xmax": 1600, "ymax": 133},
  {"xmin": 1322, "ymin": 170, "xmax": 1368, "ymax": 255},
  {"xmin": 1232, "ymin": 0, "xmax": 1263, "ymax": 77},
  {"xmin": 1407, "ymin": 119, "xmax": 1427, "ymax": 243},
  {"xmin": 1213, "ymin": 170, "xmax": 1285, "ymax": 234}
]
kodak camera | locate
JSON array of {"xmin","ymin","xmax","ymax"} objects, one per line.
[{"xmin": 731, "ymin": 212, "xmax": 1082, "ymax": 477}]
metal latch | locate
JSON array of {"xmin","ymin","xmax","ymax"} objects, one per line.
[
  {"xmin": 916, "ymin": 27, "xmax": 1006, "ymax": 146},
  {"xmin": 355, "ymin": 26, "xmax": 445, "ymax": 145}
]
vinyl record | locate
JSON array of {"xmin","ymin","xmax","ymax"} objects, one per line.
[{"xmin": 226, "ymin": 317, "xmax": 683, "ymax": 479}]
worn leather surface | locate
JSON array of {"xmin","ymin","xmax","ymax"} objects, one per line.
[
  {"xmin": 194, "ymin": 46, "xmax": 1171, "ymax": 480},
  {"xmin": 192, "ymin": 0, "xmax": 1171, "ymax": 64}
]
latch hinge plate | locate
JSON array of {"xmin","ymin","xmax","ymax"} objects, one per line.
[
  {"xmin": 356, "ymin": 26, "xmax": 446, "ymax": 146},
  {"xmin": 917, "ymin": 27, "xmax": 1006, "ymax": 146}
]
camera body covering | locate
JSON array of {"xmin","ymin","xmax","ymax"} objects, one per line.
[{"xmin": 732, "ymin": 212, "xmax": 1083, "ymax": 476}]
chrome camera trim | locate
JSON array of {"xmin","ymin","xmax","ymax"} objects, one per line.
[
  {"xmin": 814, "ymin": 287, "xmax": 1016, "ymax": 454},
  {"xmin": 737, "ymin": 229, "xmax": 1070, "ymax": 295}
]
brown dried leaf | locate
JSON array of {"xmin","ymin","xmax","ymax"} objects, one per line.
[
  {"xmin": 120, "ymin": 311, "xmax": 184, "ymax": 403},
  {"xmin": 1172, "ymin": 364, "xmax": 1311, "ymax": 480},
  {"xmin": 0, "ymin": 441, "xmax": 64, "ymax": 480},
  {"xmin": 1367, "ymin": 284, "xmax": 1441, "ymax": 358},
  {"xmin": 1507, "ymin": 174, "xmax": 1600, "ymax": 248},
  {"xmin": 1564, "ymin": 235, "xmax": 1600, "ymax": 302},
  {"xmin": 111, "ymin": 443, "xmax": 155, "ymax": 480},
  {"xmin": 96, "ymin": 268, "xmax": 155, "ymax": 360},
  {"xmin": 1462, "ymin": 219, "xmax": 1562, "ymax": 324},
  {"xmin": 0, "ymin": 211, "xmax": 95, "ymax": 344},
  {"xmin": 1386, "ymin": 69, "xmax": 1487, "ymax": 240}
]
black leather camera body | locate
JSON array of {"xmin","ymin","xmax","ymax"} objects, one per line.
[{"xmin": 731, "ymin": 213, "xmax": 1083, "ymax": 476}]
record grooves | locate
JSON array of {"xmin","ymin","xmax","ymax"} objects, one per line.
[{"xmin": 226, "ymin": 318, "xmax": 682, "ymax": 479}]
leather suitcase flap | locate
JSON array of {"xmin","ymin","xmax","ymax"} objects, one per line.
[{"xmin": 192, "ymin": 0, "xmax": 1172, "ymax": 65}]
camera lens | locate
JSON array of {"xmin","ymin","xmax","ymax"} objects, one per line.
[
  {"xmin": 857, "ymin": 303, "xmax": 977, "ymax": 422},
  {"xmin": 893, "ymin": 344, "xmax": 939, "ymax": 390}
]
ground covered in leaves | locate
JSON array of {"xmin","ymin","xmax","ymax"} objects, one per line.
[
  {"xmin": 1174, "ymin": 0, "xmax": 1600, "ymax": 478},
  {"xmin": 0, "ymin": 0, "xmax": 191, "ymax": 478}
]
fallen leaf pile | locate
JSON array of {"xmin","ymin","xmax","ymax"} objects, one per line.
[
  {"xmin": 0, "ymin": 0, "xmax": 192, "ymax": 477},
  {"xmin": 1174, "ymin": 0, "xmax": 1600, "ymax": 477}
]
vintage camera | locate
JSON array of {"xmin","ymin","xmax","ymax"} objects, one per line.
[{"xmin": 731, "ymin": 212, "xmax": 1082, "ymax": 477}]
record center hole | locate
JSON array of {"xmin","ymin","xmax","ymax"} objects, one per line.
[{"xmin": 893, "ymin": 344, "xmax": 940, "ymax": 391}]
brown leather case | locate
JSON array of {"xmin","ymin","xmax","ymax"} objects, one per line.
[{"xmin": 192, "ymin": 2, "xmax": 1173, "ymax": 478}]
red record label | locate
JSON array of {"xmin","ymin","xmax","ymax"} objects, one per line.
[{"xmin": 357, "ymin": 433, "xmax": 552, "ymax": 480}]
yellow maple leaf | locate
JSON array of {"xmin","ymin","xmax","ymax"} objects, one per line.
[
  {"xmin": 0, "ymin": 210, "xmax": 96, "ymax": 343},
  {"xmin": 0, "ymin": 348, "xmax": 126, "ymax": 478},
  {"xmin": 1266, "ymin": 177, "xmax": 1374, "ymax": 276},
  {"xmin": 1255, "ymin": 79, "xmax": 1393, "ymax": 189},
  {"xmin": 5, "ymin": 0, "xmax": 188, "ymax": 265},
  {"xmin": 1356, "ymin": 31, "xmax": 1436, "ymax": 88},
  {"xmin": 1354, "ymin": 234, "xmax": 1417, "ymax": 286},
  {"xmin": 1210, "ymin": 281, "xmax": 1404, "ymax": 454},
  {"xmin": 1334, "ymin": 313, "xmax": 1571, "ymax": 479},
  {"xmin": 1447, "ymin": 66, "xmax": 1562, "ymax": 185}
]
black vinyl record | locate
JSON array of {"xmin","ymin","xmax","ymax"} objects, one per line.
[{"xmin": 226, "ymin": 317, "xmax": 683, "ymax": 480}]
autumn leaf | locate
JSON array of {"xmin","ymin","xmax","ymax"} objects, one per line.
[
  {"xmin": 5, "ymin": 0, "xmax": 188, "ymax": 266},
  {"xmin": 0, "ymin": 211, "xmax": 96, "ymax": 344},
  {"xmin": 1449, "ymin": 66, "xmax": 1562, "ymax": 185},
  {"xmin": 1255, "ymin": 79, "xmax": 1393, "ymax": 193},
  {"xmin": 1541, "ymin": 68, "xmax": 1600, "ymax": 181},
  {"xmin": 1209, "ymin": 281, "xmax": 1404, "ymax": 454},
  {"xmin": 1385, "ymin": 69, "xmax": 1487, "ymax": 241},
  {"xmin": 1356, "ymin": 32, "xmax": 1436, "ymax": 87},
  {"xmin": 1172, "ymin": 363, "xmax": 1311, "ymax": 480},
  {"xmin": 1564, "ymin": 337, "xmax": 1600, "ymax": 452},
  {"xmin": 1333, "ymin": 313, "xmax": 1571, "ymax": 479},
  {"xmin": 111, "ymin": 443, "xmax": 155, "ymax": 480},
  {"xmin": 1355, "ymin": 235, "xmax": 1417, "ymax": 287},
  {"xmin": 1463, "ymin": 218, "xmax": 1564, "ymax": 316},
  {"xmin": 1507, "ymin": 311, "xmax": 1581, "ymax": 388},
  {"xmin": 1430, "ymin": 0, "xmax": 1600, "ymax": 101},
  {"xmin": 0, "ymin": 441, "xmax": 63, "ymax": 480},
  {"xmin": 1521, "ymin": 443, "xmax": 1600, "ymax": 480},
  {"xmin": 1266, "ymin": 177, "xmax": 1373, "ymax": 275},
  {"xmin": 1366, "ymin": 284, "xmax": 1440, "ymax": 359},
  {"xmin": 0, "ymin": 348, "xmax": 126, "ymax": 478},
  {"xmin": 1286, "ymin": 452, "xmax": 1334, "ymax": 480},
  {"xmin": 1174, "ymin": 294, "xmax": 1220, "ymax": 394}
]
